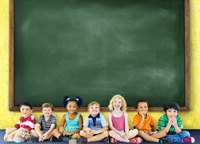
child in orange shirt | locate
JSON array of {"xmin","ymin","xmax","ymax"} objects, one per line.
[{"xmin": 132, "ymin": 98, "xmax": 173, "ymax": 143}]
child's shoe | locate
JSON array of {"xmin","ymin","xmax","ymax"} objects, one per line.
[
  {"xmin": 183, "ymin": 137, "xmax": 195, "ymax": 143},
  {"xmin": 69, "ymin": 138, "xmax": 77, "ymax": 144},
  {"xmin": 129, "ymin": 137, "xmax": 143, "ymax": 143},
  {"xmin": 8, "ymin": 137, "xmax": 14, "ymax": 142},
  {"xmin": 27, "ymin": 136, "xmax": 39, "ymax": 143},
  {"xmin": 61, "ymin": 136, "xmax": 69, "ymax": 143},
  {"xmin": 77, "ymin": 137, "xmax": 87, "ymax": 144},
  {"xmin": 159, "ymin": 137, "xmax": 173, "ymax": 143},
  {"xmin": 100, "ymin": 137, "xmax": 109, "ymax": 143},
  {"xmin": 110, "ymin": 137, "xmax": 121, "ymax": 143},
  {"xmin": 13, "ymin": 136, "xmax": 25, "ymax": 143},
  {"xmin": 50, "ymin": 136, "xmax": 62, "ymax": 142}
]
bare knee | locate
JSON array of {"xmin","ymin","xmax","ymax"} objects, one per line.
[
  {"xmin": 102, "ymin": 131, "xmax": 109, "ymax": 137},
  {"xmin": 70, "ymin": 133, "xmax": 80, "ymax": 139},
  {"xmin": 159, "ymin": 131, "xmax": 166, "ymax": 137},
  {"xmin": 109, "ymin": 130, "xmax": 115, "ymax": 137},
  {"xmin": 80, "ymin": 130, "xmax": 85, "ymax": 136},
  {"xmin": 137, "ymin": 130, "xmax": 144, "ymax": 137},
  {"xmin": 132, "ymin": 129, "xmax": 139, "ymax": 135}
]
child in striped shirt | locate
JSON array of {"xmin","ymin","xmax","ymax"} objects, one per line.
[
  {"xmin": 157, "ymin": 102, "xmax": 195, "ymax": 143},
  {"xmin": 27, "ymin": 103, "xmax": 57, "ymax": 142},
  {"xmin": 4, "ymin": 101, "xmax": 36, "ymax": 143}
]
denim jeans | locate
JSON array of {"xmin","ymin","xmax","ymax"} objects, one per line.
[{"xmin": 164, "ymin": 130, "xmax": 190, "ymax": 143}]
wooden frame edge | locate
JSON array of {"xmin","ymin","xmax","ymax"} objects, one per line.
[
  {"xmin": 9, "ymin": 0, "xmax": 14, "ymax": 111},
  {"xmin": 184, "ymin": 0, "xmax": 190, "ymax": 111}
]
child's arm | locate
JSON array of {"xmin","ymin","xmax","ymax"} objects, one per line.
[
  {"xmin": 151, "ymin": 125, "xmax": 157, "ymax": 132},
  {"xmin": 124, "ymin": 113, "xmax": 129, "ymax": 134},
  {"xmin": 83, "ymin": 126, "xmax": 93, "ymax": 135},
  {"xmin": 42, "ymin": 124, "xmax": 56, "ymax": 139},
  {"xmin": 160, "ymin": 117, "xmax": 172, "ymax": 133},
  {"xmin": 4, "ymin": 128, "xmax": 17, "ymax": 141},
  {"xmin": 58, "ymin": 114, "xmax": 66, "ymax": 133},
  {"xmin": 134, "ymin": 112, "xmax": 145, "ymax": 130},
  {"xmin": 91, "ymin": 126, "xmax": 108, "ymax": 135},
  {"xmin": 172, "ymin": 117, "xmax": 181, "ymax": 134},
  {"xmin": 34, "ymin": 123, "xmax": 43, "ymax": 138}
]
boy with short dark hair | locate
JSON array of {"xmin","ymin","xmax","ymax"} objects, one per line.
[
  {"xmin": 27, "ymin": 103, "xmax": 57, "ymax": 143},
  {"xmin": 4, "ymin": 101, "xmax": 36, "ymax": 143},
  {"xmin": 157, "ymin": 102, "xmax": 195, "ymax": 143},
  {"xmin": 132, "ymin": 98, "xmax": 173, "ymax": 143},
  {"xmin": 77, "ymin": 101, "xmax": 109, "ymax": 144}
]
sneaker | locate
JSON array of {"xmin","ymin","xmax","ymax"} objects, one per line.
[
  {"xmin": 27, "ymin": 136, "xmax": 39, "ymax": 143},
  {"xmin": 77, "ymin": 137, "xmax": 87, "ymax": 144},
  {"xmin": 62, "ymin": 136, "xmax": 69, "ymax": 143},
  {"xmin": 50, "ymin": 136, "xmax": 62, "ymax": 142},
  {"xmin": 100, "ymin": 137, "xmax": 109, "ymax": 143},
  {"xmin": 129, "ymin": 137, "xmax": 142, "ymax": 143},
  {"xmin": 13, "ymin": 136, "xmax": 25, "ymax": 143},
  {"xmin": 69, "ymin": 139, "xmax": 77, "ymax": 144},
  {"xmin": 110, "ymin": 137, "xmax": 121, "ymax": 143},
  {"xmin": 159, "ymin": 137, "xmax": 173, "ymax": 143},
  {"xmin": 183, "ymin": 137, "xmax": 195, "ymax": 143}
]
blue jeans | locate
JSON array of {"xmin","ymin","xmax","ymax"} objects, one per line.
[{"xmin": 164, "ymin": 131, "xmax": 190, "ymax": 143}]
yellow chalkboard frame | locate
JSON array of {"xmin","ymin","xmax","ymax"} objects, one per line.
[{"xmin": 9, "ymin": 0, "xmax": 190, "ymax": 112}]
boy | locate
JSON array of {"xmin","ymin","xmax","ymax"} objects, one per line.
[
  {"xmin": 77, "ymin": 101, "xmax": 109, "ymax": 144},
  {"xmin": 4, "ymin": 101, "xmax": 36, "ymax": 143},
  {"xmin": 132, "ymin": 98, "xmax": 173, "ymax": 143},
  {"xmin": 157, "ymin": 102, "xmax": 195, "ymax": 143},
  {"xmin": 27, "ymin": 103, "xmax": 57, "ymax": 142}
]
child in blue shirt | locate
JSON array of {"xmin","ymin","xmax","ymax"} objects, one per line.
[
  {"xmin": 77, "ymin": 101, "xmax": 109, "ymax": 144},
  {"xmin": 51, "ymin": 96, "xmax": 83, "ymax": 143},
  {"xmin": 158, "ymin": 102, "xmax": 195, "ymax": 143}
]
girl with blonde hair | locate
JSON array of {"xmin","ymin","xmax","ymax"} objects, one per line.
[{"xmin": 108, "ymin": 95, "xmax": 142, "ymax": 143}]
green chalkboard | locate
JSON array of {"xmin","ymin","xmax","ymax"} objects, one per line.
[{"xmin": 10, "ymin": 0, "xmax": 189, "ymax": 111}]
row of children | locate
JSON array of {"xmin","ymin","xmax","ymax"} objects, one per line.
[{"xmin": 4, "ymin": 95, "xmax": 195, "ymax": 143}]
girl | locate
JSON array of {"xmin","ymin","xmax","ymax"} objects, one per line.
[
  {"xmin": 108, "ymin": 94, "xmax": 142, "ymax": 143},
  {"xmin": 51, "ymin": 96, "xmax": 83, "ymax": 144}
]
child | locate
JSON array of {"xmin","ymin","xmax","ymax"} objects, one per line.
[
  {"xmin": 51, "ymin": 96, "xmax": 83, "ymax": 143},
  {"xmin": 27, "ymin": 103, "xmax": 57, "ymax": 142},
  {"xmin": 108, "ymin": 94, "xmax": 142, "ymax": 143},
  {"xmin": 4, "ymin": 101, "xmax": 36, "ymax": 143},
  {"xmin": 132, "ymin": 98, "xmax": 173, "ymax": 143},
  {"xmin": 78, "ymin": 101, "xmax": 109, "ymax": 144},
  {"xmin": 157, "ymin": 102, "xmax": 195, "ymax": 143}
]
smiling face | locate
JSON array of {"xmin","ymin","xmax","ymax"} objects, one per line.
[
  {"xmin": 165, "ymin": 108, "xmax": 178, "ymax": 119},
  {"xmin": 89, "ymin": 104, "xmax": 100, "ymax": 117},
  {"xmin": 67, "ymin": 101, "xmax": 78, "ymax": 114},
  {"xmin": 20, "ymin": 105, "xmax": 32, "ymax": 118},
  {"xmin": 113, "ymin": 98, "xmax": 122, "ymax": 110},
  {"xmin": 42, "ymin": 107, "xmax": 53, "ymax": 117},
  {"xmin": 136, "ymin": 102, "xmax": 148, "ymax": 115}
]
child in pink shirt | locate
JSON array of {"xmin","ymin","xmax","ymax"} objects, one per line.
[{"xmin": 108, "ymin": 94, "xmax": 142, "ymax": 143}]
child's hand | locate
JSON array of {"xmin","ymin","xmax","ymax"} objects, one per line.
[
  {"xmin": 91, "ymin": 130, "xmax": 98, "ymax": 135},
  {"xmin": 4, "ymin": 134, "xmax": 9, "ymax": 141},
  {"xmin": 63, "ymin": 131, "xmax": 70, "ymax": 136},
  {"xmin": 39, "ymin": 135, "xmax": 44, "ymax": 142},
  {"xmin": 139, "ymin": 111, "xmax": 145, "ymax": 118},
  {"xmin": 168, "ymin": 117, "xmax": 173, "ymax": 125},
  {"xmin": 87, "ymin": 129, "xmax": 93, "ymax": 136},
  {"xmin": 171, "ymin": 117, "xmax": 177, "ymax": 126},
  {"xmin": 119, "ymin": 132, "xmax": 128, "ymax": 139},
  {"xmin": 7, "ymin": 134, "xmax": 14, "ymax": 141},
  {"xmin": 41, "ymin": 133, "xmax": 48, "ymax": 141}
]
